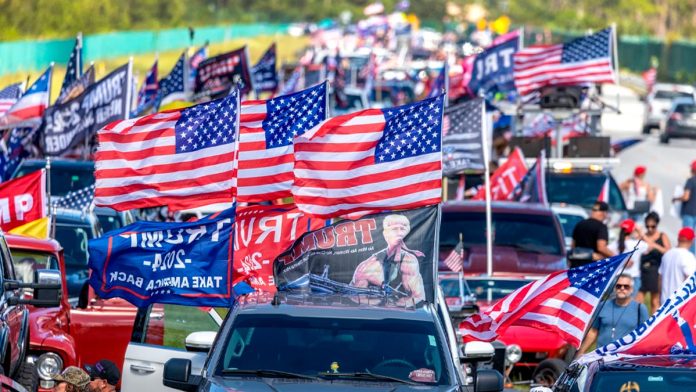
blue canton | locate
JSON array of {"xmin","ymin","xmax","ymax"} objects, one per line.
[
  {"xmin": 568, "ymin": 253, "xmax": 628, "ymax": 297},
  {"xmin": 262, "ymin": 82, "xmax": 326, "ymax": 149},
  {"xmin": 160, "ymin": 53, "xmax": 186, "ymax": 100},
  {"xmin": 174, "ymin": 89, "xmax": 238, "ymax": 153},
  {"xmin": 0, "ymin": 127, "xmax": 34, "ymax": 181},
  {"xmin": 376, "ymin": 95, "xmax": 445, "ymax": 163},
  {"xmin": 561, "ymin": 29, "xmax": 611, "ymax": 63},
  {"xmin": 26, "ymin": 67, "xmax": 51, "ymax": 95},
  {"xmin": 0, "ymin": 83, "xmax": 22, "ymax": 100},
  {"xmin": 60, "ymin": 38, "xmax": 82, "ymax": 96}
]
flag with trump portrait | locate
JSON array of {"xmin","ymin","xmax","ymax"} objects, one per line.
[
  {"xmin": 94, "ymin": 89, "xmax": 239, "ymax": 211},
  {"xmin": 460, "ymin": 253, "xmax": 631, "ymax": 347},
  {"xmin": 291, "ymin": 95, "xmax": 446, "ymax": 219}
]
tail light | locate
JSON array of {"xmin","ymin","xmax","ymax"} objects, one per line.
[{"xmin": 670, "ymin": 112, "xmax": 683, "ymax": 121}]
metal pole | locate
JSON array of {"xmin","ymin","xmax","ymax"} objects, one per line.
[
  {"xmin": 480, "ymin": 103, "xmax": 493, "ymax": 277},
  {"xmin": 555, "ymin": 113, "xmax": 563, "ymax": 159}
]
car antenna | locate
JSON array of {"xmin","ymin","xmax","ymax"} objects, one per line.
[{"xmin": 271, "ymin": 292, "xmax": 281, "ymax": 306}]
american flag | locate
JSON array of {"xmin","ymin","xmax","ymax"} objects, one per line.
[
  {"xmin": 443, "ymin": 239, "xmax": 464, "ymax": 272},
  {"xmin": 189, "ymin": 44, "xmax": 208, "ymax": 86},
  {"xmin": 52, "ymin": 184, "xmax": 95, "ymax": 211},
  {"xmin": 292, "ymin": 95, "xmax": 445, "ymax": 218},
  {"xmin": 460, "ymin": 253, "xmax": 630, "ymax": 347},
  {"xmin": 237, "ymin": 82, "xmax": 327, "ymax": 202},
  {"xmin": 514, "ymin": 28, "xmax": 615, "ymax": 96},
  {"xmin": 134, "ymin": 60, "xmax": 159, "ymax": 116},
  {"xmin": 0, "ymin": 83, "xmax": 23, "ymax": 118},
  {"xmin": 58, "ymin": 35, "xmax": 82, "ymax": 101},
  {"xmin": 442, "ymin": 98, "xmax": 485, "ymax": 175},
  {"xmin": 157, "ymin": 52, "xmax": 187, "ymax": 108},
  {"xmin": 94, "ymin": 90, "xmax": 239, "ymax": 211},
  {"xmin": 252, "ymin": 43, "xmax": 278, "ymax": 93},
  {"xmin": 0, "ymin": 66, "xmax": 52, "ymax": 130},
  {"xmin": 597, "ymin": 177, "xmax": 610, "ymax": 203}
]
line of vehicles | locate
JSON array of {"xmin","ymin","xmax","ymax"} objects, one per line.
[{"xmin": 643, "ymin": 82, "xmax": 696, "ymax": 144}]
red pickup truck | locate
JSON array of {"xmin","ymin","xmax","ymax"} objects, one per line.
[{"xmin": 6, "ymin": 235, "xmax": 150, "ymax": 391}]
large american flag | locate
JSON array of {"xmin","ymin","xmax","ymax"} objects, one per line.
[
  {"xmin": 0, "ymin": 66, "xmax": 52, "ymax": 130},
  {"xmin": 442, "ymin": 98, "xmax": 485, "ymax": 175},
  {"xmin": 460, "ymin": 253, "xmax": 630, "ymax": 347},
  {"xmin": 0, "ymin": 83, "xmax": 23, "ymax": 118},
  {"xmin": 514, "ymin": 28, "xmax": 615, "ymax": 96},
  {"xmin": 237, "ymin": 82, "xmax": 327, "ymax": 202},
  {"xmin": 292, "ymin": 95, "xmax": 445, "ymax": 218},
  {"xmin": 94, "ymin": 90, "xmax": 239, "ymax": 211}
]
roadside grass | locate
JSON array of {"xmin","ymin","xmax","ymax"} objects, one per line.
[
  {"xmin": 0, "ymin": 34, "xmax": 309, "ymax": 101},
  {"xmin": 162, "ymin": 304, "xmax": 230, "ymax": 348}
]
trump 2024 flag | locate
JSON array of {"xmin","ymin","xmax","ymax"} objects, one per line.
[{"xmin": 292, "ymin": 95, "xmax": 445, "ymax": 219}]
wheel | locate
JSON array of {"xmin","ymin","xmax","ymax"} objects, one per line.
[
  {"xmin": 532, "ymin": 358, "xmax": 567, "ymax": 386},
  {"xmin": 15, "ymin": 361, "xmax": 37, "ymax": 392},
  {"xmin": 642, "ymin": 125, "xmax": 652, "ymax": 134},
  {"xmin": 660, "ymin": 133, "xmax": 669, "ymax": 144}
]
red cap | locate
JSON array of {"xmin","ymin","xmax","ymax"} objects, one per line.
[
  {"xmin": 691, "ymin": 160, "xmax": 696, "ymax": 171},
  {"xmin": 634, "ymin": 166, "xmax": 647, "ymax": 176},
  {"xmin": 679, "ymin": 227, "xmax": 696, "ymax": 241},
  {"xmin": 620, "ymin": 219, "xmax": 636, "ymax": 234}
]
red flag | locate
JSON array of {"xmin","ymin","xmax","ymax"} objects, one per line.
[
  {"xmin": 473, "ymin": 147, "xmax": 527, "ymax": 201},
  {"xmin": 597, "ymin": 177, "xmax": 610, "ymax": 203},
  {"xmin": 0, "ymin": 170, "xmax": 46, "ymax": 231}
]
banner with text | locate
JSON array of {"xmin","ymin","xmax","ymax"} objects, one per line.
[
  {"xmin": 473, "ymin": 147, "xmax": 527, "ymax": 201},
  {"xmin": 468, "ymin": 31, "xmax": 520, "ymax": 97},
  {"xmin": 0, "ymin": 170, "xmax": 46, "ymax": 231},
  {"xmin": 88, "ymin": 207, "xmax": 252, "ymax": 307},
  {"xmin": 234, "ymin": 204, "xmax": 325, "ymax": 292},
  {"xmin": 274, "ymin": 206, "xmax": 439, "ymax": 305},
  {"xmin": 42, "ymin": 63, "xmax": 130, "ymax": 156},
  {"xmin": 194, "ymin": 46, "xmax": 252, "ymax": 98}
]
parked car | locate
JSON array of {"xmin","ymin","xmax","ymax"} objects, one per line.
[
  {"xmin": 534, "ymin": 355, "xmax": 696, "ymax": 392},
  {"xmin": 440, "ymin": 201, "xmax": 567, "ymax": 275},
  {"xmin": 124, "ymin": 291, "xmax": 505, "ymax": 392},
  {"xmin": 11, "ymin": 159, "xmax": 94, "ymax": 198},
  {"xmin": 0, "ymin": 233, "xmax": 62, "ymax": 390},
  {"xmin": 643, "ymin": 83, "xmax": 696, "ymax": 134},
  {"xmin": 659, "ymin": 98, "xmax": 696, "ymax": 144},
  {"xmin": 6, "ymin": 234, "xmax": 145, "ymax": 391},
  {"xmin": 439, "ymin": 272, "xmax": 478, "ymax": 321},
  {"xmin": 53, "ymin": 208, "xmax": 102, "ymax": 300},
  {"xmin": 550, "ymin": 203, "xmax": 588, "ymax": 251},
  {"xmin": 93, "ymin": 206, "xmax": 135, "ymax": 233}
]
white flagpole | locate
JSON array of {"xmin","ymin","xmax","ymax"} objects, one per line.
[
  {"xmin": 480, "ymin": 100, "xmax": 493, "ymax": 278},
  {"xmin": 443, "ymin": 61, "xmax": 450, "ymax": 108}
]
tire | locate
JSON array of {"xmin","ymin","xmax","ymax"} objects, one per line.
[
  {"xmin": 532, "ymin": 358, "xmax": 567, "ymax": 387},
  {"xmin": 15, "ymin": 361, "xmax": 37, "ymax": 392},
  {"xmin": 660, "ymin": 133, "xmax": 669, "ymax": 144}
]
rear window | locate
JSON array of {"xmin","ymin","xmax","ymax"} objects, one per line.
[
  {"xmin": 440, "ymin": 211, "xmax": 563, "ymax": 255},
  {"xmin": 675, "ymin": 104, "xmax": 696, "ymax": 114},
  {"xmin": 654, "ymin": 90, "xmax": 694, "ymax": 100},
  {"xmin": 557, "ymin": 213, "xmax": 585, "ymax": 238},
  {"xmin": 547, "ymin": 172, "xmax": 626, "ymax": 211}
]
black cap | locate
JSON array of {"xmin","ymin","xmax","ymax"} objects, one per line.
[
  {"xmin": 593, "ymin": 201, "xmax": 609, "ymax": 212},
  {"xmin": 84, "ymin": 360, "xmax": 120, "ymax": 386}
]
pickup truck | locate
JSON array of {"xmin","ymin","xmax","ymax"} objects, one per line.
[{"xmin": 6, "ymin": 234, "xmax": 142, "ymax": 391}]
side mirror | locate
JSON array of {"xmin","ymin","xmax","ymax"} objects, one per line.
[
  {"xmin": 460, "ymin": 341, "xmax": 495, "ymax": 363},
  {"xmin": 185, "ymin": 331, "xmax": 216, "ymax": 352},
  {"xmin": 475, "ymin": 369, "xmax": 504, "ymax": 392},
  {"xmin": 6, "ymin": 270, "xmax": 62, "ymax": 308},
  {"xmin": 163, "ymin": 358, "xmax": 200, "ymax": 391},
  {"xmin": 530, "ymin": 388, "xmax": 554, "ymax": 392}
]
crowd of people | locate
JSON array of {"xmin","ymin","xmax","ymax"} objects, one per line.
[{"xmin": 50, "ymin": 360, "xmax": 120, "ymax": 392}]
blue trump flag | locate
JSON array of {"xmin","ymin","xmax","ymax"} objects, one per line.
[
  {"xmin": 88, "ymin": 207, "xmax": 253, "ymax": 308},
  {"xmin": 468, "ymin": 32, "xmax": 520, "ymax": 97}
]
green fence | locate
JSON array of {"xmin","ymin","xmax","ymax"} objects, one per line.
[{"xmin": 0, "ymin": 23, "xmax": 288, "ymax": 76}]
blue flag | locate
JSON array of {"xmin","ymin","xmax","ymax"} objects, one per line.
[
  {"xmin": 511, "ymin": 152, "xmax": 548, "ymax": 206},
  {"xmin": 0, "ymin": 127, "xmax": 35, "ymax": 181},
  {"xmin": 468, "ymin": 32, "xmax": 520, "ymax": 97},
  {"xmin": 58, "ymin": 35, "xmax": 83, "ymax": 100},
  {"xmin": 88, "ymin": 207, "xmax": 253, "ymax": 307},
  {"xmin": 133, "ymin": 60, "xmax": 159, "ymax": 116},
  {"xmin": 252, "ymin": 43, "xmax": 278, "ymax": 93}
]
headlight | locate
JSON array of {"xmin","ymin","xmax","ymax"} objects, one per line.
[
  {"xmin": 36, "ymin": 352, "xmax": 63, "ymax": 381},
  {"xmin": 505, "ymin": 344, "xmax": 522, "ymax": 364}
]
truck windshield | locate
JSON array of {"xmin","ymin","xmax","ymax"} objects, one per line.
[
  {"xmin": 466, "ymin": 279, "xmax": 530, "ymax": 302},
  {"xmin": 11, "ymin": 250, "xmax": 59, "ymax": 284},
  {"xmin": 54, "ymin": 224, "xmax": 91, "ymax": 298},
  {"xmin": 217, "ymin": 314, "xmax": 450, "ymax": 385},
  {"xmin": 546, "ymin": 172, "xmax": 626, "ymax": 211},
  {"xmin": 590, "ymin": 369, "xmax": 696, "ymax": 392}
]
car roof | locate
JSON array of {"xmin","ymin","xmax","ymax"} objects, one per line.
[
  {"xmin": 19, "ymin": 158, "xmax": 94, "ymax": 169},
  {"xmin": 653, "ymin": 83, "xmax": 696, "ymax": 93},
  {"xmin": 600, "ymin": 355, "xmax": 696, "ymax": 370},
  {"xmin": 443, "ymin": 200, "xmax": 554, "ymax": 216},
  {"xmin": 235, "ymin": 292, "xmax": 434, "ymax": 322},
  {"xmin": 4, "ymin": 234, "xmax": 62, "ymax": 253}
]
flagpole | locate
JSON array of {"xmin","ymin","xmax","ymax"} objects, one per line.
[
  {"xmin": 47, "ymin": 62, "xmax": 55, "ymax": 106},
  {"xmin": 480, "ymin": 99, "xmax": 493, "ymax": 278},
  {"xmin": 443, "ymin": 61, "xmax": 449, "ymax": 108},
  {"xmin": 457, "ymin": 232, "xmax": 464, "ymax": 300},
  {"xmin": 77, "ymin": 32, "xmax": 83, "ymax": 77}
]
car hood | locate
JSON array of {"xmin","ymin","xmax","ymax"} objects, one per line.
[
  {"xmin": 440, "ymin": 245, "xmax": 565, "ymax": 275},
  {"xmin": 202, "ymin": 377, "xmax": 458, "ymax": 391}
]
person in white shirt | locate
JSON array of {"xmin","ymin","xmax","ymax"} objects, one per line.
[
  {"xmin": 609, "ymin": 219, "xmax": 648, "ymax": 299},
  {"xmin": 659, "ymin": 227, "xmax": 696, "ymax": 304}
]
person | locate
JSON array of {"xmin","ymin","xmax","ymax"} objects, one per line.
[
  {"xmin": 351, "ymin": 214, "xmax": 426, "ymax": 305},
  {"xmin": 659, "ymin": 227, "xmax": 696, "ymax": 305},
  {"xmin": 577, "ymin": 274, "xmax": 648, "ymax": 356},
  {"xmin": 673, "ymin": 160, "xmax": 696, "ymax": 253},
  {"xmin": 608, "ymin": 219, "xmax": 648, "ymax": 299},
  {"xmin": 638, "ymin": 211, "xmax": 671, "ymax": 311},
  {"xmin": 620, "ymin": 166, "xmax": 655, "ymax": 221},
  {"xmin": 570, "ymin": 201, "xmax": 615, "ymax": 267},
  {"xmin": 84, "ymin": 359, "xmax": 120, "ymax": 392},
  {"xmin": 52, "ymin": 366, "xmax": 90, "ymax": 392}
]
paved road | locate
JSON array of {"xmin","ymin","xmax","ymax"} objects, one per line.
[{"xmin": 601, "ymin": 84, "xmax": 696, "ymax": 238}]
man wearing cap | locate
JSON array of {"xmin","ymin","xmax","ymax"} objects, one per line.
[
  {"xmin": 84, "ymin": 360, "xmax": 120, "ymax": 392},
  {"xmin": 52, "ymin": 366, "xmax": 90, "ymax": 392},
  {"xmin": 659, "ymin": 227, "xmax": 696, "ymax": 305},
  {"xmin": 673, "ymin": 160, "xmax": 696, "ymax": 253},
  {"xmin": 570, "ymin": 201, "xmax": 615, "ymax": 267}
]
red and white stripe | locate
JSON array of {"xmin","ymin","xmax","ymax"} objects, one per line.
[
  {"xmin": 94, "ymin": 111, "xmax": 236, "ymax": 211},
  {"xmin": 0, "ymin": 90, "xmax": 48, "ymax": 128},
  {"xmin": 460, "ymin": 270, "xmax": 599, "ymax": 346},
  {"xmin": 514, "ymin": 45, "xmax": 614, "ymax": 96},
  {"xmin": 292, "ymin": 110, "xmax": 442, "ymax": 218},
  {"xmin": 597, "ymin": 178, "xmax": 610, "ymax": 203},
  {"xmin": 236, "ymin": 100, "xmax": 293, "ymax": 202},
  {"xmin": 0, "ymin": 98, "xmax": 17, "ymax": 118}
]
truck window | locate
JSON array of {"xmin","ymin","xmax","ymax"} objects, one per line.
[
  {"xmin": 11, "ymin": 250, "xmax": 59, "ymax": 284},
  {"xmin": 144, "ymin": 305, "xmax": 223, "ymax": 350}
]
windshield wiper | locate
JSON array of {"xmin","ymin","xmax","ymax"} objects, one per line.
[
  {"xmin": 318, "ymin": 371, "xmax": 418, "ymax": 385},
  {"xmin": 222, "ymin": 369, "xmax": 318, "ymax": 380}
]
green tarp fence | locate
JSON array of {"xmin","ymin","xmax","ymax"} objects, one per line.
[{"xmin": 0, "ymin": 23, "xmax": 289, "ymax": 76}]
